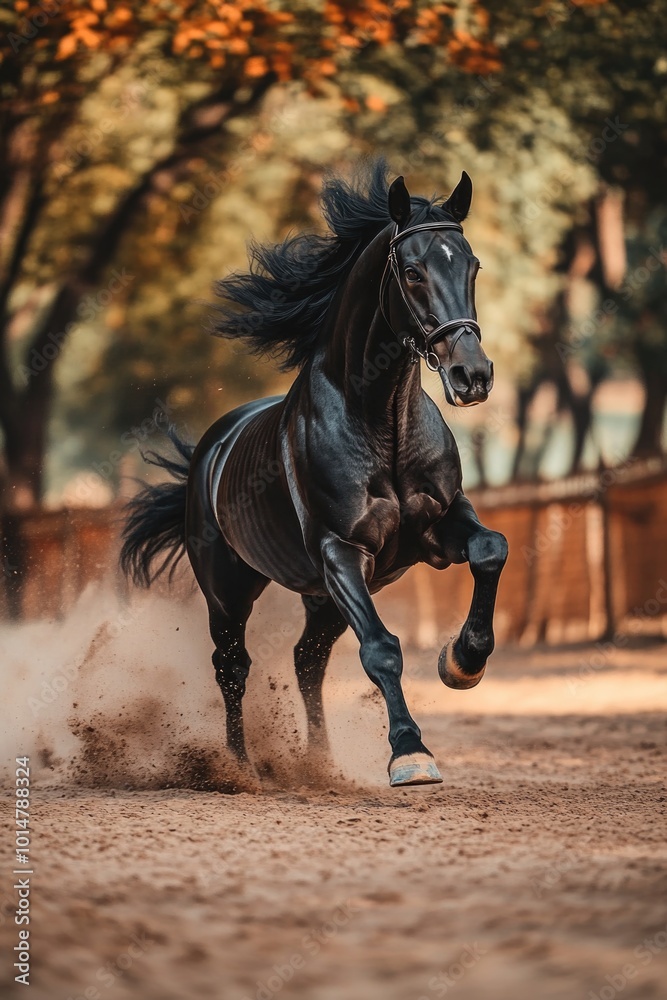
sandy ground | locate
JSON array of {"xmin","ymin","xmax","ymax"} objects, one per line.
[{"xmin": 0, "ymin": 585, "xmax": 666, "ymax": 1000}]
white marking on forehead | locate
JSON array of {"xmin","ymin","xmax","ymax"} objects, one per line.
[{"xmin": 441, "ymin": 242, "xmax": 453, "ymax": 261}]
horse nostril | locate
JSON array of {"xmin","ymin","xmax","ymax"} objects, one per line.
[{"xmin": 449, "ymin": 365, "xmax": 471, "ymax": 392}]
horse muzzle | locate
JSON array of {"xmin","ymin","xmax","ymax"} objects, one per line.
[{"xmin": 440, "ymin": 359, "xmax": 494, "ymax": 407}]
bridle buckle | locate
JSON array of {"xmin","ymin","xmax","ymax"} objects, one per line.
[{"xmin": 402, "ymin": 336, "xmax": 420, "ymax": 364}]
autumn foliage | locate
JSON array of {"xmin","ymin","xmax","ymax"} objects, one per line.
[{"xmin": 3, "ymin": 0, "xmax": 508, "ymax": 92}]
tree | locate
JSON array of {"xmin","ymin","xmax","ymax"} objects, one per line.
[
  {"xmin": 336, "ymin": 0, "xmax": 667, "ymax": 472},
  {"xmin": 3, "ymin": 0, "xmax": 503, "ymax": 508}
]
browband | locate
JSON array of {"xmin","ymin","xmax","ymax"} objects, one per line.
[{"xmin": 390, "ymin": 220, "xmax": 464, "ymax": 246}]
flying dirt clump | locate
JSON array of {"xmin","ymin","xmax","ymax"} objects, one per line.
[{"xmin": 68, "ymin": 700, "xmax": 258, "ymax": 793}]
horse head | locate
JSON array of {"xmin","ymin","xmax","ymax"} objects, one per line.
[{"xmin": 382, "ymin": 172, "xmax": 494, "ymax": 407}]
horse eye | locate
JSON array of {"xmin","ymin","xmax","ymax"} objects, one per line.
[{"xmin": 404, "ymin": 267, "xmax": 420, "ymax": 283}]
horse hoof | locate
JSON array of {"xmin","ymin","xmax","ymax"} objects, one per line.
[
  {"xmin": 438, "ymin": 638, "xmax": 486, "ymax": 690},
  {"xmin": 388, "ymin": 753, "xmax": 443, "ymax": 787}
]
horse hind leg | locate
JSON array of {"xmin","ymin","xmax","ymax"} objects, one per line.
[
  {"xmin": 294, "ymin": 596, "xmax": 347, "ymax": 763},
  {"xmin": 191, "ymin": 530, "xmax": 268, "ymax": 773},
  {"xmin": 209, "ymin": 610, "xmax": 255, "ymax": 764}
]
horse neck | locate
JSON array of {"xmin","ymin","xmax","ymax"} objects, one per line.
[{"xmin": 321, "ymin": 227, "xmax": 422, "ymax": 425}]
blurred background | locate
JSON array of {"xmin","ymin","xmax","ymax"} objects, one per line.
[{"xmin": 0, "ymin": 0, "xmax": 666, "ymax": 642}]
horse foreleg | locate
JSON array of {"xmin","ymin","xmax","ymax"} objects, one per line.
[
  {"xmin": 318, "ymin": 535, "xmax": 443, "ymax": 787},
  {"xmin": 435, "ymin": 494, "xmax": 508, "ymax": 689}
]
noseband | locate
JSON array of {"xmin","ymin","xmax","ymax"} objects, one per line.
[{"xmin": 379, "ymin": 221, "xmax": 481, "ymax": 371}]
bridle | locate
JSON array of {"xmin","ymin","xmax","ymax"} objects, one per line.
[{"xmin": 379, "ymin": 221, "xmax": 482, "ymax": 374}]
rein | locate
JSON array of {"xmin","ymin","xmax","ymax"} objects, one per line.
[{"xmin": 379, "ymin": 221, "xmax": 481, "ymax": 373}]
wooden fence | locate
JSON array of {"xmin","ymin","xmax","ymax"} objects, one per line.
[{"xmin": 2, "ymin": 458, "xmax": 666, "ymax": 645}]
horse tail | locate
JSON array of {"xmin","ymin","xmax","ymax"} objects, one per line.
[{"xmin": 120, "ymin": 427, "xmax": 194, "ymax": 587}]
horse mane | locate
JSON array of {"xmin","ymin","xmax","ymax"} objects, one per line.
[{"xmin": 211, "ymin": 157, "xmax": 457, "ymax": 370}]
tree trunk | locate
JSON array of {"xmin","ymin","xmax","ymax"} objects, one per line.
[
  {"xmin": 512, "ymin": 383, "xmax": 536, "ymax": 481},
  {"xmin": 632, "ymin": 363, "xmax": 667, "ymax": 458},
  {"xmin": 0, "ymin": 76, "xmax": 275, "ymax": 512},
  {"xmin": 2, "ymin": 363, "xmax": 55, "ymax": 510}
]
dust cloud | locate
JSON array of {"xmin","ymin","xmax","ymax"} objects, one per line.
[{"xmin": 0, "ymin": 579, "xmax": 388, "ymax": 792}]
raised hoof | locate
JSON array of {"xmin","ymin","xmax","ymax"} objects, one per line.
[
  {"xmin": 438, "ymin": 638, "xmax": 486, "ymax": 690},
  {"xmin": 388, "ymin": 753, "xmax": 443, "ymax": 787}
]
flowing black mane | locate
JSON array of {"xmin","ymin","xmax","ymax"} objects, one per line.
[{"xmin": 212, "ymin": 158, "xmax": 458, "ymax": 370}]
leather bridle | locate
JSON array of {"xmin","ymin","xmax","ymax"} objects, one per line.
[{"xmin": 379, "ymin": 221, "xmax": 482, "ymax": 374}]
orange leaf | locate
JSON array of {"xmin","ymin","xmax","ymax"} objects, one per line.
[
  {"xmin": 324, "ymin": 3, "xmax": 345, "ymax": 24},
  {"xmin": 41, "ymin": 90, "xmax": 59, "ymax": 104},
  {"xmin": 91, "ymin": 0, "xmax": 107, "ymax": 10},
  {"xmin": 78, "ymin": 27, "xmax": 101, "ymax": 48},
  {"xmin": 316, "ymin": 58, "xmax": 337, "ymax": 76},
  {"xmin": 365, "ymin": 94, "xmax": 387, "ymax": 112},
  {"xmin": 207, "ymin": 22, "xmax": 230, "ymax": 36},
  {"xmin": 109, "ymin": 6, "xmax": 132, "ymax": 25},
  {"xmin": 56, "ymin": 33, "xmax": 78, "ymax": 60},
  {"xmin": 215, "ymin": 3, "xmax": 242, "ymax": 25},
  {"xmin": 227, "ymin": 37, "xmax": 249, "ymax": 54},
  {"xmin": 244, "ymin": 55, "xmax": 268, "ymax": 76}
]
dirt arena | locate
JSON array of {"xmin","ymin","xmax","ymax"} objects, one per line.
[{"xmin": 1, "ymin": 585, "xmax": 666, "ymax": 1000}]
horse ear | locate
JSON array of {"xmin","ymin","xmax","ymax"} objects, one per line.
[
  {"xmin": 446, "ymin": 171, "xmax": 473, "ymax": 222},
  {"xmin": 388, "ymin": 176, "xmax": 411, "ymax": 228}
]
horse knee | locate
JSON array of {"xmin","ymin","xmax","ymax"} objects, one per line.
[
  {"xmin": 360, "ymin": 633, "xmax": 402, "ymax": 687},
  {"xmin": 467, "ymin": 530, "xmax": 508, "ymax": 576}
]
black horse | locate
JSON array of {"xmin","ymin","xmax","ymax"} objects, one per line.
[{"xmin": 121, "ymin": 160, "xmax": 508, "ymax": 788}]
